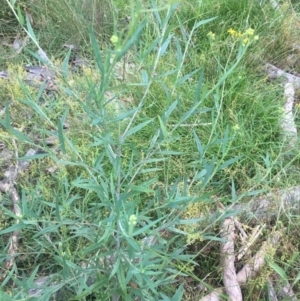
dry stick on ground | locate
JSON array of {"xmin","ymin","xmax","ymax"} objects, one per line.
[
  {"xmin": 282, "ymin": 82, "xmax": 297, "ymax": 148},
  {"xmin": 199, "ymin": 230, "xmax": 283, "ymax": 301},
  {"xmin": 266, "ymin": 63, "xmax": 299, "ymax": 148},
  {"xmin": 237, "ymin": 230, "xmax": 296, "ymax": 301},
  {"xmin": 236, "ymin": 231, "xmax": 282, "ymax": 284},
  {"xmin": 268, "ymin": 279, "xmax": 279, "ymax": 301},
  {"xmin": 0, "ymin": 148, "xmax": 37, "ymax": 280},
  {"xmin": 199, "ymin": 183, "xmax": 300, "ymax": 301},
  {"xmin": 237, "ymin": 224, "xmax": 264, "ymax": 261},
  {"xmin": 220, "ymin": 218, "xmax": 242, "ymax": 301}
]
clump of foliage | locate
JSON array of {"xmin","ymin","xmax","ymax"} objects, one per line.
[{"xmin": 1, "ymin": 0, "xmax": 300, "ymax": 300}]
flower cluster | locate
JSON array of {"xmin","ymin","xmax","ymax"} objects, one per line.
[
  {"xmin": 207, "ymin": 31, "xmax": 216, "ymax": 41},
  {"xmin": 128, "ymin": 214, "xmax": 137, "ymax": 236},
  {"xmin": 128, "ymin": 214, "xmax": 137, "ymax": 226},
  {"xmin": 228, "ymin": 27, "xmax": 259, "ymax": 46}
]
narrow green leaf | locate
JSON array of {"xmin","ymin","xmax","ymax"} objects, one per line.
[
  {"xmin": 195, "ymin": 169, "xmax": 207, "ymax": 180},
  {"xmin": 176, "ymin": 68, "xmax": 199, "ymax": 86},
  {"xmin": 21, "ymin": 96, "xmax": 53, "ymax": 125},
  {"xmin": 195, "ymin": 69, "xmax": 204, "ymax": 101},
  {"xmin": 33, "ymin": 225, "xmax": 60, "ymax": 238},
  {"xmin": 27, "ymin": 265, "xmax": 40, "ymax": 283},
  {"xmin": 158, "ymin": 34, "xmax": 172, "ymax": 57},
  {"xmin": 162, "ymin": 2, "xmax": 180, "ymax": 27},
  {"xmin": 141, "ymin": 70, "xmax": 149, "ymax": 85},
  {"xmin": 9, "ymin": 127, "xmax": 32, "ymax": 143},
  {"xmin": 158, "ymin": 68, "xmax": 180, "ymax": 79},
  {"xmin": 123, "ymin": 236, "xmax": 141, "ymax": 252},
  {"xmin": 140, "ymin": 168, "xmax": 162, "ymax": 174},
  {"xmin": 222, "ymin": 126, "xmax": 230, "ymax": 155},
  {"xmin": 149, "ymin": 130, "xmax": 160, "ymax": 149},
  {"xmin": 5, "ymin": 103, "xmax": 10, "ymax": 128},
  {"xmin": 164, "ymin": 100, "xmax": 178, "ymax": 120},
  {"xmin": 0, "ymin": 288, "xmax": 14, "ymax": 301},
  {"xmin": 292, "ymin": 271, "xmax": 300, "ymax": 287},
  {"xmin": 178, "ymin": 103, "xmax": 199, "ymax": 126},
  {"xmin": 159, "ymin": 150, "xmax": 183, "ymax": 155},
  {"xmin": 0, "ymin": 223, "xmax": 26, "ymax": 235},
  {"xmin": 116, "ymin": 20, "xmax": 146, "ymax": 60},
  {"xmin": 89, "ymin": 28, "xmax": 104, "ymax": 74},
  {"xmin": 58, "ymin": 118, "xmax": 66, "ymax": 154},
  {"xmin": 62, "ymin": 48, "xmax": 72, "ymax": 78},
  {"xmin": 170, "ymin": 283, "xmax": 184, "ymax": 301},
  {"xmin": 26, "ymin": 13, "xmax": 37, "ymax": 43},
  {"xmin": 217, "ymin": 156, "xmax": 241, "ymax": 171},
  {"xmin": 123, "ymin": 119, "xmax": 153, "ymax": 139},
  {"xmin": 158, "ymin": 115, "xmax": 168, "ymax": 138},
  {"xmin": 203, "ymin": 235, "xmax": 227, "ymax": 242},
  {"xmin": 194, "ymin": 17, "xmax": 217, "ymax": 30},
  {"xmin": 151, "ymin": 0, "xmax": 162, "ymax": 25},
  {"xmin": 127, "ymin": 185, "xmax": 154, "ymax": 193},
  {"xmin": 266, "ymin": 258, "xmax": 288, "ymax": 282},
  {"xmin": 25, "ymin": 48, "xmax": 46, "ymax": 63},
  {"xmin": 141, "ymin": 37, "xmax": 160, "ymax": 58},
  {"xmin": 176, "ymin": 38, "xmax": 182, "ymax": 64},
  {"xmin": 178, "ymin": 18, "xmax": 187, "ymax": 43},
  {"xmin": 111, "ymin": 107, "xmax": 138, "ymax": 122},
  {"xmin": 142, "ymin": 158, "xmax": 167, "ymax": 164},
  {"xmin": 193, "ymin": 131, "xmax": 203, "ymax": 156},
  {"xmin": 36, "ymin": 81, "xmax": 46, "ymax": 102},
  {"xmin": 18, "ymin": 153, "xmax": 49, "ymax": 160},
  {"xmin": 133, "ymin": 216, "xmax": 164, "ymax": 236},
  {"xmin": 117, "ymin": 260, "xmax": 126, "ymax": 293},
  {"xmin": 231, "ymin": 178, "xmax": 236, "ymax": 199},
  {"xmin": 17, "ymin": 5, "xmax": 24, "ymax": 26}
]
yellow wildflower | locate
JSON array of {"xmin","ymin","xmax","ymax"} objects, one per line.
[
  {"xmin": 233, "ymin": 124, "xmax": 240, "ymax": 131},
  {"xmin": 129, "ymin": 214, "xmax": 137, "ymax": 226},
  {"xmin": 110, "ymin": 35, "xmax": 119, "ymax": 44},
  {"xmin": 228, "ymin": 28, "xmax": 243, "ymax": 38},
  {"xmin": 228, "ymin": 28, "xmax": 236, "ymax": 36},
  {"xmin": 207, "ymin": 31, "xmax": 216, "ymax": 40},
  {"xmin": 245, "ymin": 28, "xmax": 255, "ymax": 36},
  {"xmin": 243, "ymin": 38, "xmax": 249, "ymax": 45}
]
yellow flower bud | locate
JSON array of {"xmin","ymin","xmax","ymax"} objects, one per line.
[{"xmin": 110, "ymin": 35, "xmax": 119, "ymax": 44}]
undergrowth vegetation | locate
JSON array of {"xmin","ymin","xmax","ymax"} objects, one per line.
[{"xmin": 1, "ymin": 0, "xmax": 300, "ymax": 300}]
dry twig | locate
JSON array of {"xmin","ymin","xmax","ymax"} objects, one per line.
[
  {"xmin": 0, "ymin": 148, "xmax": 37, "ymax": 280},
  {"xmin": 221, "ymin": 218, "xmax": 242, "ymax": 301},
  {"xmin": 199, "ymin": 231, "xmax": 283, "ymax": 301},
  {"xmin": 266, "ymin": 63, "xmax": 299, "ymax": 148}
]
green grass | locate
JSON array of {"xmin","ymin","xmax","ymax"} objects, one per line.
[{"xmin": 1, "ymin": 0, "xmax": 300, "ymax": 300}]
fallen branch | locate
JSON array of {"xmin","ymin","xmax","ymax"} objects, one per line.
[
  {"xmin": 232, "ymin": 186, "xmax": 300, "ymax": 222},
  {"xmin": 199, "ymin": 230, "xmax": 282, "ymax": 301},
  {"xmin": 282, "ymin": 82, "xmax": 297, "ymax": 148},
  {"xmin": 0, "ymin": 148, "xmax": 37, "ymax": 280},
  {"xmin": 267, "ymin": 279, "xmax": 279, "ymax": 301},
  {"xmin": 266, "ymin": 63, "xmax": 300, "ymax": 88},
  {"xmin": 236, "ymin": 231, "xmax": 282, "ymax": 284},
  {"xmin": 237, "ymin": 224, "xmax": 264, "ymax": 261},
  {"xmin": 266, "ymin": 63, "xmax": 299, "ymax": 148},
  {"xmin": 200, "ymin": 288, "xmax": 223, "ymax": 301},
  {"xmin": 277, "ymin": 279, "xmax": 297, "ymax": 301},
  {"xmin": 221, "ymin": 219, "xmax": 242, "ymax": 301}
]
